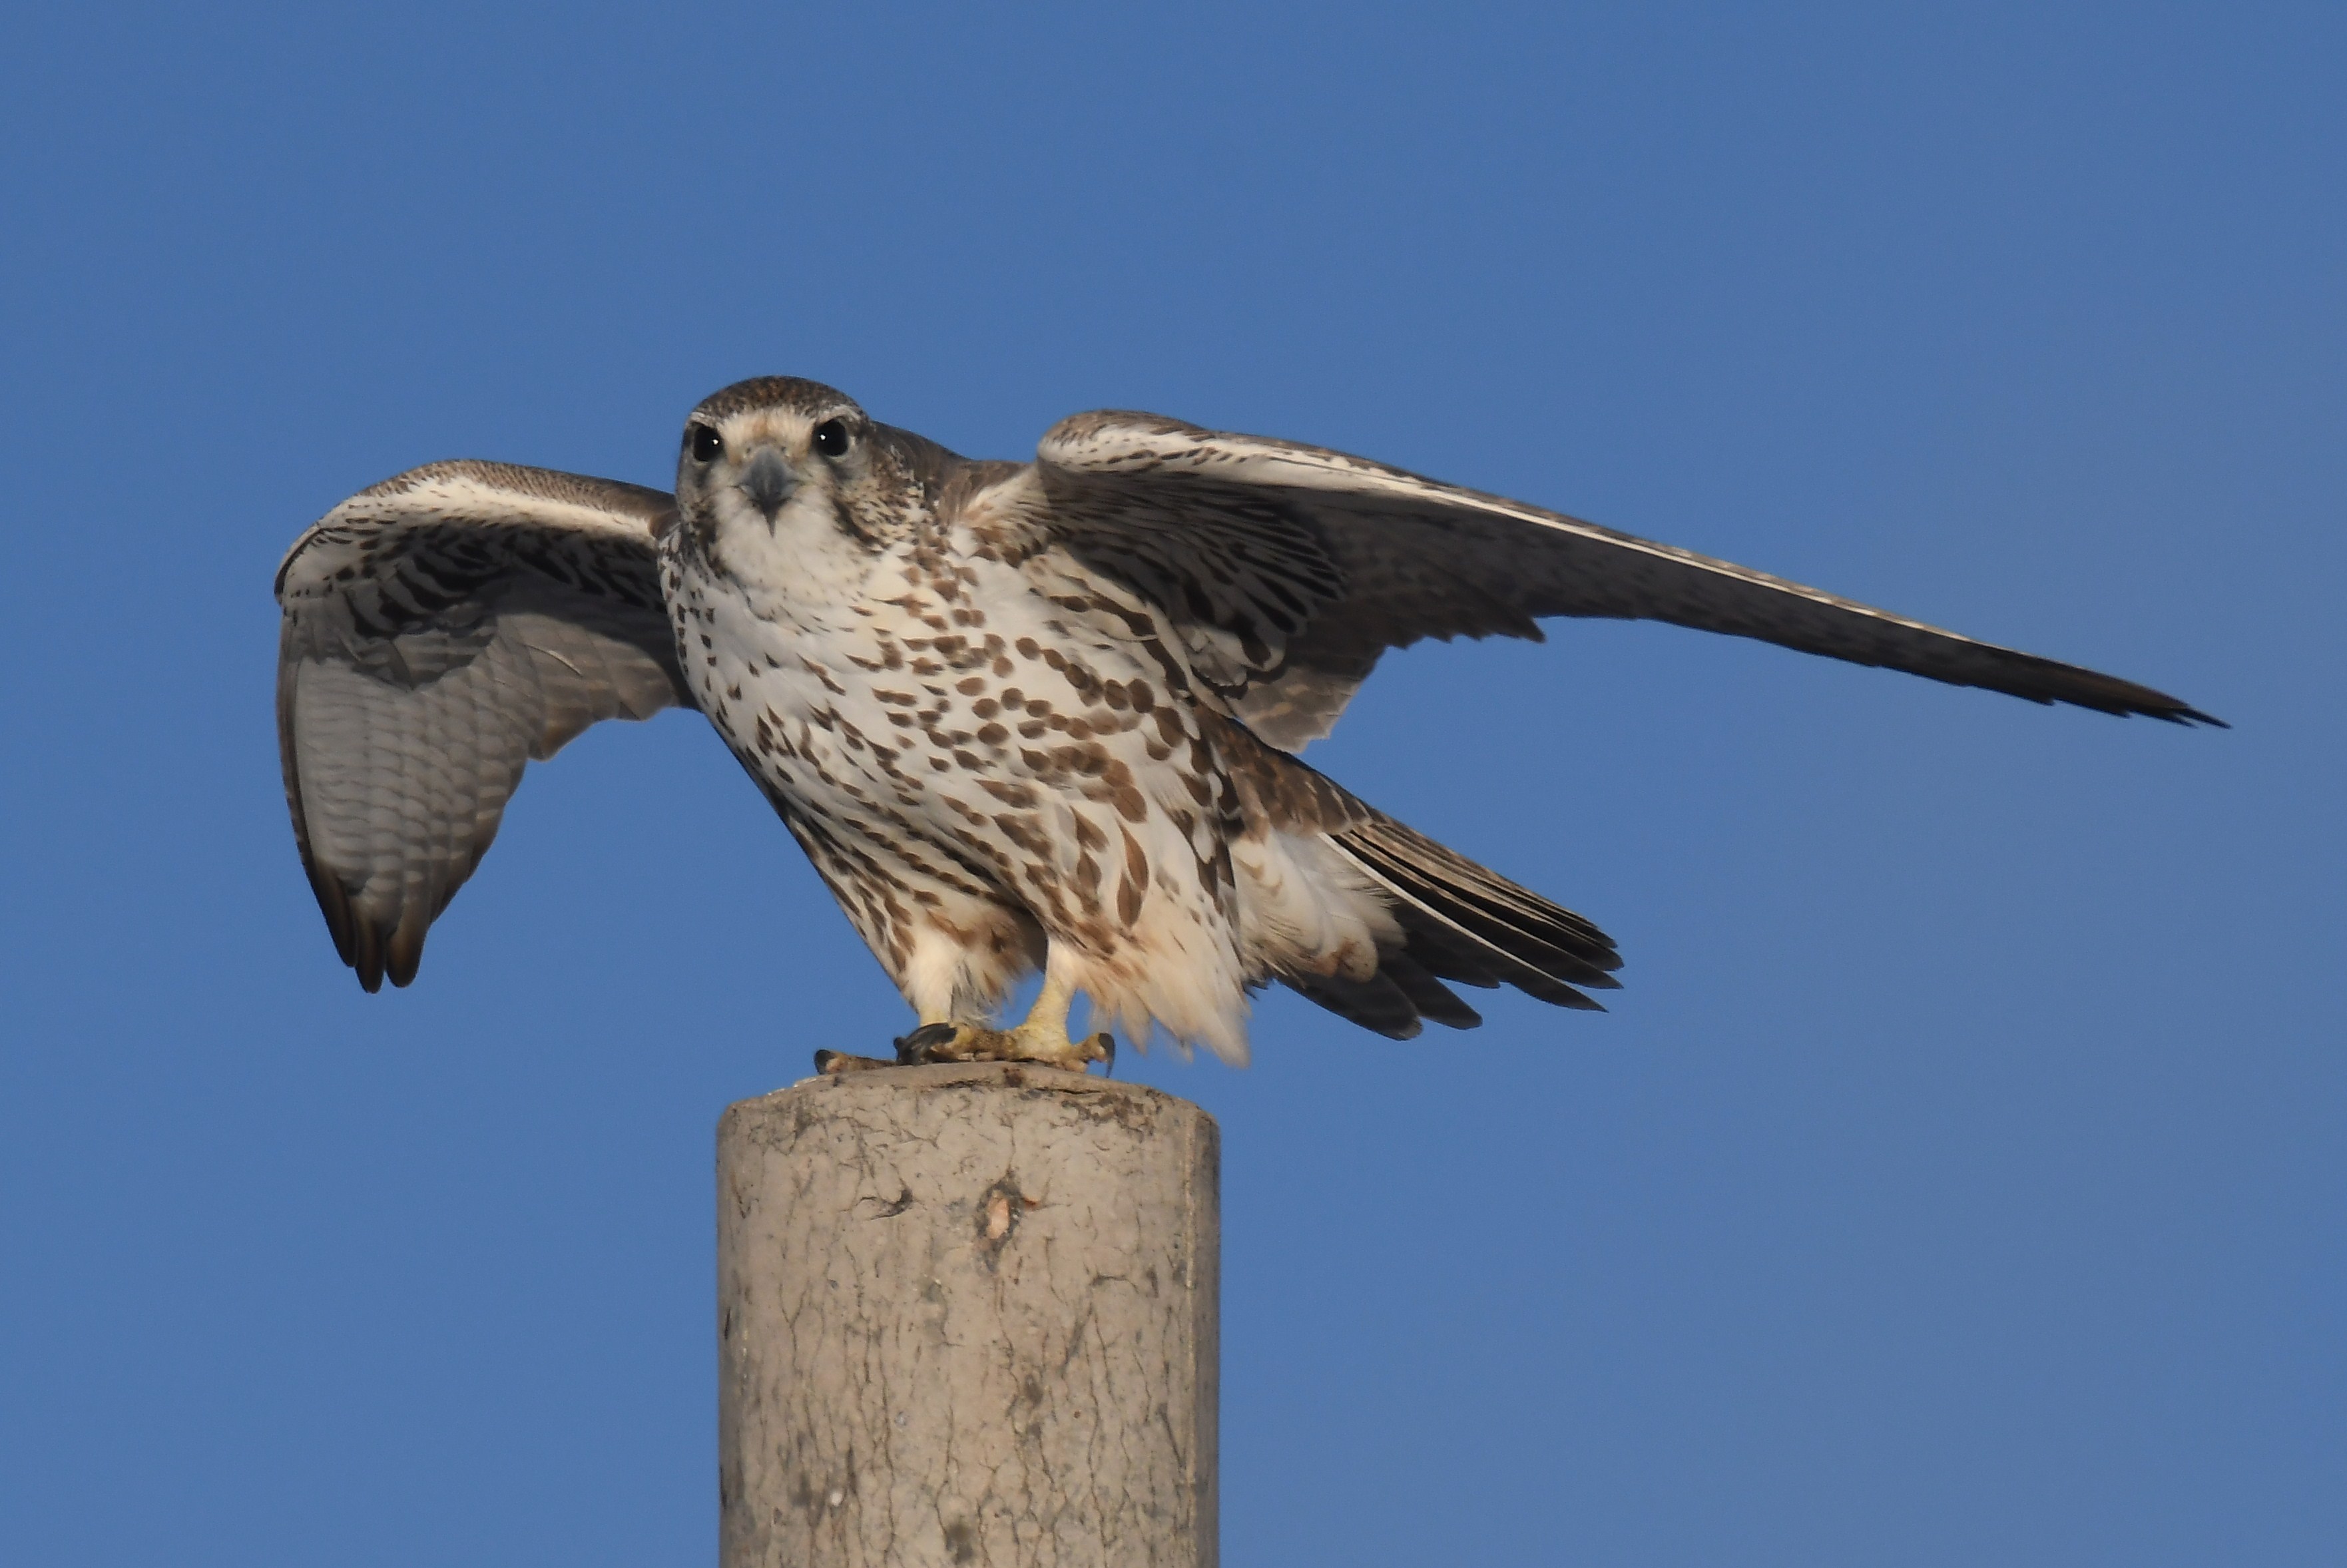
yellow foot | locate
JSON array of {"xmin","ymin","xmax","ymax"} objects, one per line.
[
  {"xmin": 894, "ymin": 1021, "xmax": 1115, "ymax": 1073},
  {"xmin": 812, "ymin": 1049, "xmax": 898, "ymax": 1075}
]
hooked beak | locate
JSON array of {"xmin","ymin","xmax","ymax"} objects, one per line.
[{"xmin": 740, "ymin": 447, "xmax": 798, "ymax": 523}]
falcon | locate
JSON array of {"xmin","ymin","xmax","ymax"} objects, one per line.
[{"xmin": 275, "ymin": 377, "xmax": 2218, "ymax": 1070}]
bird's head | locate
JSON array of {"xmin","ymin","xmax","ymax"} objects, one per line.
[{"xmin": 674, "ymin": 377, "xmax": 941, "ymax": 569}]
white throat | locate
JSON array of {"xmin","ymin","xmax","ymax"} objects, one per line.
[{"xmin": 690, "ymin": 487, "xmax": 904, "ymax": 636}]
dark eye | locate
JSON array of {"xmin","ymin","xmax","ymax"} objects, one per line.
[
  {"xmin": 812, "ymin": 418, "xmax": 850, "ymax": 458},
  {"xmin": 690, "ymin": 423, "xmax": 724, "ymax": 462}
]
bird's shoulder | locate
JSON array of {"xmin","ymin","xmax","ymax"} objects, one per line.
[{"xmin": 277, "ymin": 459, "xmax": 675, "ymax": 602}]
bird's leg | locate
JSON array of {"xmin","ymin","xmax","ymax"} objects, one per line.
[
  {"xmin": 1003, "ymin": 960, "xmax": 1116, "ymax": 1071},
  {"xmin": 891, "ymin": 950, "xmax": 1114, "ymax": 1072}
]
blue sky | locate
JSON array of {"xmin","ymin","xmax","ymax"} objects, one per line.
[{"xmin": 2, "ymin": 4, "xmax": 2339, "ymax": 1563}]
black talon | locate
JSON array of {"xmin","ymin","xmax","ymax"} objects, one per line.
[
  {"xmin": 895, "ymin": 1022, "xmax": 960, "ymax": 1064},
  {"xmin": 1095, "ymin": 1032, "xmax": 1116, "ymax": 1076}
]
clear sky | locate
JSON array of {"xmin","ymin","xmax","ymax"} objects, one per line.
[{"xmin": 2, "ymin": 5, "xmax": 2339, "ymax": 1564}]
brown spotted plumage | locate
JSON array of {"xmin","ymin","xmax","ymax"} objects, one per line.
[{"xmin": 276, "ymin": 376, "xmax": 2217, "ymax": 1065}]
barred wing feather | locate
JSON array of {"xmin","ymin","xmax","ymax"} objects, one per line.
[{"xmin": 274, "ymin": 461, "xmax": 690, "ymax": 990}]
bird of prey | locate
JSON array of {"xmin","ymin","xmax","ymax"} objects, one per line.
[{"xmin": 276, "ymin": 377, "xmax": 2217, "ymax": 1070}]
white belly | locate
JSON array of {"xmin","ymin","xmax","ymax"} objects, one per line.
[{"xmin": 662, "ymin": 531, "xmax": 1252, "ymax": 1037}]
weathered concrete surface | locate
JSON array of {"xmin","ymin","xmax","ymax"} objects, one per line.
[{"xmin": 718, "ymin": 1061, "xmax": 1219, "ymax": 1567}]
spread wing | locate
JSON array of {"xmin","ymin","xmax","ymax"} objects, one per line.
[
  {"xmin": 1001, "ymin": 411, "xmax": 2219, "ymax": 748},
  {"xmin": 275, "ymin": 460, "xmax": 691, "ymax": 991}
]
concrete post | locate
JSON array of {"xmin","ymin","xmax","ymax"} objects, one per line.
[{"xmin": 717, "ymin": 1061, "xmax": 1219, "ymax": 1567}]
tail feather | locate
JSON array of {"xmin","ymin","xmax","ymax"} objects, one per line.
[
  {"xmin": 1340, "ymin": 818, "xmax": 1620, "ymax": 987},
  {"xmin": 1280, "ymin": 967, "xmax": 1428, "ymax": 1040},
  {"xmin": 1278, "ymin": 807, "xmax": 1622, "ymax": 1034},
  {"xmin": 1388, "ymin": 901, "xmax": 1605, "ymax": 1011},
  {"xmin": 1208, "ymin": 708, "xmax": 1621, "ymax": 1040},
  {"xmin": 1380, "ymin": 951, "xmax": 1487, "ymax": 1029}
]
